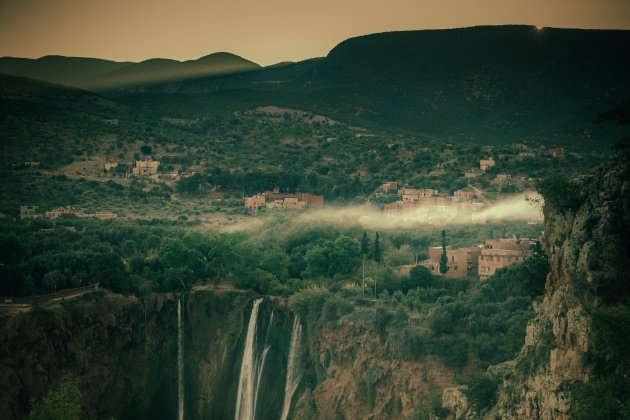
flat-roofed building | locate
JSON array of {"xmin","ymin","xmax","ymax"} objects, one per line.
[
  {"xmin": 244, "ymin": 195, "xmax": 266, "ymax": 212},
  {"xmin": 425, "ymin": 246, "xmax": 481, "ymax": 279},
  {"xmin": 478, "ymin": 237, "xmax": 532, "ymax": 280},
  {"xmin": 480, "ymin": 158, "xmax": 496, "ymax": 171}
]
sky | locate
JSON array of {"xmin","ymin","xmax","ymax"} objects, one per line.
[{"xmin": 1, "ymin": 0, "xmax": 629, "ymax": 66}]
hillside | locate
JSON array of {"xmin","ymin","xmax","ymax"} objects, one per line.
[
  {"xmin": 0, "ymin": 52, "xmax": 260, "ymax": 90},
  {"xmin": 117, "ymin": 25, "xmax": 630, "ymax": 145}
]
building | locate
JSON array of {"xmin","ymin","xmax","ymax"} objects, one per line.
[
  {"xmin": 493, "ymin": 174, "xmax": 512, "ymax": 186},
  {"xmin": 550, "ymin": 148, "xmax": 565, "ymax": 158},
  {"xmin": 95, "ymin": 212, "xmax": 117, "ymax": 220},
  {"xmin": 480, "ymin": 158, "xmax": 496, "ymax": 171},
  {"xmin": 244, "ymin": 195, "xmax": 266, "ymax": 212},
  {"xmin": 260, "ymin": 190, "xmax": 324, "ymax": 208},
  {"xmin": 266, "ymin": 198, "xmax": 307, "ymax": 209},
  {"xmin": 298, "ymin": 193, "xmax": 324, "ymax": 207},
  {"xmin": 453, "ymin": 190, "xmax": 474, "ymax": 203},
  {"xmin": 20, "ymin": 205, "xmax": 40, "ymax": 220},
  {"xmin": 381, "ymin": 181, "xmax": 398, "ymax": 193},
  {"xmin": 478, "ymin": 238, "xmax": 532, "ymax": 280},
  {"xmin": 44, "ymin": 207, "xmax": 87, "ymax": 220},
  {"xmin": 425, "ymin": 246, "xmax": 481, "ymax": 279},
  {"xmin": 132, "ymin": 160, "xmax": 160, "ymax": 176},
  {"xmin": 398, "ymin": 188, "xmax": 438, "ymax": 198},
  {"xmin": 104, "ymin": 162, "xmax": 119, "ymax": 171}
]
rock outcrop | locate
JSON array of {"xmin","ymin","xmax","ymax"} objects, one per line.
[{"xmin": 496, "ymin": 155, "xmax": 630, "ymax": 418}]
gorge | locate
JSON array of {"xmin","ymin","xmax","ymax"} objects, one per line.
[{"xmin": 0, "ymin": 153, "xmax": 628, "ymax": 419}]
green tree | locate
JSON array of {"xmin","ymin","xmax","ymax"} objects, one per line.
[
  {"xmin": 176, "ymin": 173, "xmax": 204, "ymax": 196},
  {"xmin": 373, "ymin": 232, "xmax": 382, "ymax": 263},
  {"xmin": 408, "ymin": 265, "xmax": 433, "ymax": 289},
  {"xmin": 439, "ymin": 230, "xmax": 449, "ymax": 275},
  {"xmin": 360, "ymin": 231, "xmax": 370, "ymax": 255},
  {"xmin": 28, "ymin": 375, "xmax": 81, "ymax": 420},
  {"xmin": 43, "ymin": 270, "xmax": 65, "ymax": 292}
]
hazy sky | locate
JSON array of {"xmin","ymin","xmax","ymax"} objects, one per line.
[{"xmin": 1, "ymin": 0, "xmax": 629, "ymax": 66}]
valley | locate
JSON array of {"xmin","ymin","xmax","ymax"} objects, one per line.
[{"xmin": 1, "ymin": 23, "xmax": 629, "ymax": 420}]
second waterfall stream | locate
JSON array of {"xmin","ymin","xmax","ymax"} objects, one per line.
[
  {"xmin": 234, "ymin": 298, "xmax": 265, "ymax": 420},
  {"xmin": 280, "ymin": 316, "xmax": 303, "ymax": 420}
]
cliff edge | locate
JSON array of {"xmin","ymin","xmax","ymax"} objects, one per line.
[{"xmin": 496, "ymin": 153, "xmax": 630, "ymax": 418}]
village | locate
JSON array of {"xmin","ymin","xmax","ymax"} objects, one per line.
[{"xmin": 399, "ymin": 235, "xmax": 537, "ymax": 281}]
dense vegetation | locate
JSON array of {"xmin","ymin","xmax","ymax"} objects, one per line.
[
  {"xmin": 1, "ymin": 213, "xmax": 547, "ymax": 418},
  {"xmin": 288, "ymin": 237, "xmax": 548, "ymax": 417},
  {"xmin": 0, "ymin": 216, "xmax": 542, "ymax": 298}
]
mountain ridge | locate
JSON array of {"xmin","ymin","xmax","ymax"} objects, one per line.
[{"xmin": 0, "ymin": 52, "xmax": 260, "ymax": 90}]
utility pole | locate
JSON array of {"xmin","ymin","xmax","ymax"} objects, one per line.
[{"xmin": 374, "ymin": 274, "xmax": 377, "ymax": 300}]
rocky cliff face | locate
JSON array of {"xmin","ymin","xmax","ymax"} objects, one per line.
[
  {"xmin": 0, "ymin": 287, "xmax": 460, "ymax": 420},
  {"xmin": 294, "ymin": 314, "xmax": 455, "ymax": 419},
  {"xmin": 496, "ymin": 155, "xmax": 630, "ymax": 418},
  {"xmin": 0, "ymin": 291, "xmax": 180, "ymax": 420}
]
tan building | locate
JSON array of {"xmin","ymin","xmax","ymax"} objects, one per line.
[
  {"xmin": 244, "ymin": 195, "xmax": 266, "ymax": 211},
  {"xmin": 44, "ymin": 207, "xmax": 87, "ymax": 220},
  {"xmin": 104, "ymin": 162, "xmax": 119, "ymax": 171},
  {"xmin": 453, "ymin": 190, "xmax": 474, "ymax": 202},
  {"xmin": 95, "ymin": 212, "xmax": 117, "ymax": 220},
  {"xmin": 261, "ymin": 190, "xmax": 324, "ymax": 207},
  {"xmin": 425, "ymin": 246, "xmax": 481, "ymax": 279},
  {"xmin": 480, "ymin": 158, "xmax": 496, "ymax": 171},
  {"xmin": 266, "ymin": 198, "xmax": 307, "ymax": 209},
  {"xmin": 381, "ymin": 181, "xmax": 398, "ymax": 193},
  {"xmin": 398, "ymin": 188, "xmax": 438, "ymax": 198},
  {"xmin": 550, "ymin": 148, "xmax": 565, "ymax": 158},
  {"xmin": 132, "ymin": 160, "xmax": 160, "ymax": 176},
  {"xmin": 298, "ymin": 193, "xmax": 324, "ymax": 207},
  {"xmin": 478, "ymin": 238, "xmax": 532, "ymax": 280}
]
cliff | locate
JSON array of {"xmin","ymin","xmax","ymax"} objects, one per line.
[
  {"xmin": 0, "ymin": 291, "xmax": 180, "ymax": 419},
  {"xmin": 495, "ymin": 154, "xmax": 630, "ymax": 418}
]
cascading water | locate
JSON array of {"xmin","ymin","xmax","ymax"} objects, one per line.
[
  {"xmin": 234, "ymin": 298, "xmax": 265, "ymax": 420},
  {"xmin": 178, "ymin": 297, "xmax": 184, "ymax": 420},
  {"xmin": 280, "ymin": 316, "xmax": 303, "ymax": 420}
]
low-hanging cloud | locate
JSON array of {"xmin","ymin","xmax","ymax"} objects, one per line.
[{"xmin": 224, "ymin": 192, "xmax": 543, "ymax": 232}]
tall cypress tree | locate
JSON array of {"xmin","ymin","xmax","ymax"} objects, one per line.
[
  {"xmin": 360, "ymin": 231, "xmax": 370, "ymax": 256},
  {"xmin": 373, "ymin": 232, "xmax": 382, "ymax": 263},
  {"xmin": 439, "ymin": 230, "xmax": 449, "ymax": 275}
]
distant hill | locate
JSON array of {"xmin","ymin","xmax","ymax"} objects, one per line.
[
  {"xmin": 0, "ymin": 52, "xmax": 261, "ymax": 90},
  {"xmin": 0, "ymin": 74, "xmax": 122, "ymax": 118},
  {"xmin": 2, "ymin": 26, "xmax": 629, "ymax": 145},
  {"xmin": 0, "ymin": 56, "xmax": 130, "ymax": 87},
  {"xmin": 129, "ymin": 25, "xmax": 630, "ymax": 145}
]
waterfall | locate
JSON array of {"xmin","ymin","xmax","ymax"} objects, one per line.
[
  {"xmin": 280, "ymin": 316, "xmax": 303, "ymax": 420},
  {"xmin": 177, "ymin": 297, "xmax": 184, "ymax": 420},
  {"xmin": 234, "ymin": 298, "xmax": 265, "ymax": 420}
]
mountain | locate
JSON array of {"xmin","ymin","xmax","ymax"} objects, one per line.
[
  {"xmin": 0, "ymin": 56, "xmax": 130, "ymax": 87},
  {"xmin": 2, "ymin": 26, "xmax": 629, "ymax": 145},
  {"xmin": 126, "ymin": 25, "xmax": 630, "ymax": 145},
  {"xmin": 0, "ymin": 52, "xmax": 260, "ymax": 90}
]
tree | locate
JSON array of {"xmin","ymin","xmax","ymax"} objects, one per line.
[
  {"xmin": 439, "ymin": 230, "xmax": 449, "ymax": 275},
  {"xmin": 140, "ymin": 144, "xmax": 152, "ymax": 155},
  {"xmin": 361, "ymin": 231, "xmax": 369, "ymax": 294},
  {"xmin": 28, "ymin": 375, "xmax": 81, "ymax": 420},
  {"xmin": 373, "ymin": 232, "xmax": 382, "ymax": 263},
  {"xmin": 408, "ymin": 265, "xmax": 433, "ymax": 290},
  {"xmin": 360, "ymin": 231, "xmax": 370, "ymax": 256},
  {"xmin": 43, "ymin": 270, "xmax": 65, "ymax": 292},
  {"xmin": 176, "ymin": 174, "xmax": 204, "ymax": 196}
]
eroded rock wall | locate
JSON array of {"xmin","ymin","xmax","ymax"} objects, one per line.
[{"xmin": 496, "ymin": 156, "xmax": 630, "ymax": 419}]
